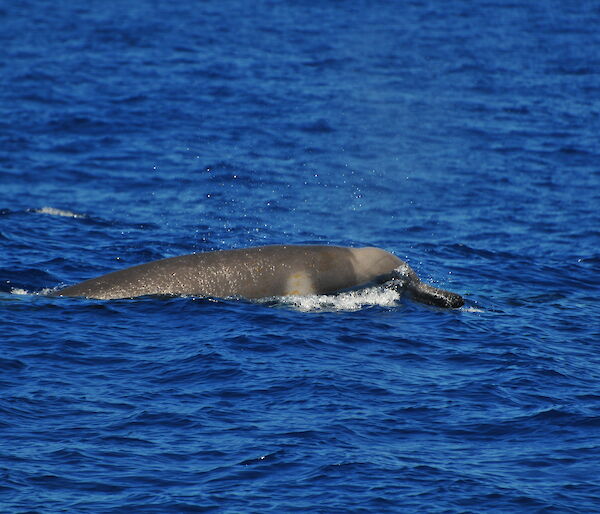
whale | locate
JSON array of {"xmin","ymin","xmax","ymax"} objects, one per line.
[{"xmin": 48, "ymin": 245, "xmax": 464, "ymax": 308}]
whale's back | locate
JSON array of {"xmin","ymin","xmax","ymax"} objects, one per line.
[{"xmin": 51, "ymin": 245, "xmax": 369, "ymax": 300}]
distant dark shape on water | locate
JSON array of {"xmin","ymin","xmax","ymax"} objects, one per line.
[{"xmin": 49, "ymin": 245, "xmax": 464, "ymax": 308}]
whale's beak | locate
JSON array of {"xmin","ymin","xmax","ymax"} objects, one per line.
[
  {"xmin": 407, "ymin": 281, "xmax": 464, "ymax": 309},
  {"xmin": 384, "ymin": 268, "xmax": 464, "ymax": 309}
]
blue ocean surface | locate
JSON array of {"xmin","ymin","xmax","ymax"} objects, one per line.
[{"xmin": 1, "ymin": 0, "xmax": 600, "ymax": 512}]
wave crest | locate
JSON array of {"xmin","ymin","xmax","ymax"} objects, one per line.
[{"xmin": 35, "ymin": 207, "xmax": 85, "ymax": 218}]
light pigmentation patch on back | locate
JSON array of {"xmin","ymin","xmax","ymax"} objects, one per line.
[{"xmin": 284, "ymin": 271, "xmax": 314, "ymax": 296}]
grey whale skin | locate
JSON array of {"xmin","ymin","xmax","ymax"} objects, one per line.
[{"xmin": 50, "ymin": 245, "xmax": 464, "ymax": 308}]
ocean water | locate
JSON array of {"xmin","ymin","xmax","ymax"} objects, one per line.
[{"xmin": 1, "ymin": 0, "xmax": 600, "ymax": 512}]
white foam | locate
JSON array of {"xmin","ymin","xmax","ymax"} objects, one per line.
[
  {"xmin": 10, "ymin": 288, "xmax": 29, "ymax": 295},
  {"xmin": 462, "ymin": 306, "xmax": 484, "ymax": 313},
  {"xmin": 275, "ymin": 286, "xmax": 401, "ymax": 313},
  {"xmin": 35, "ymin": 207, "xmax": 85, "ymax": 218},
  {"xmin": 9, "ymin": 287, "xmax": 58, "ymax": 297}
]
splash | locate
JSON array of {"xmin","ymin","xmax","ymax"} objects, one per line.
[
  {"xmin": 274, "ymin": 286, "xmax": 402, "ymax": 312},
  {"xmin": 9, "ymin": 288, "xmax": 59, "ymax": 297},
  {"xmin": 9, "ymin": 288, "xmax": 29, "ymax": 295},
  {"xmin": 35, "ymin": 207, "xmax": 85, "ymax": 218},
  {"xmin": 462, "ymin": 306, "xmax": 484, "ymax": 313}
]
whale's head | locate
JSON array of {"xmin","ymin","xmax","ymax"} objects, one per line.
[
  {"xmin": 349, "ymin": 247, "xmax": 403, "ymax": 284},
  {"xmin": 350, "ymin": 247, "xmax": 464, "ymax": 308}
]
